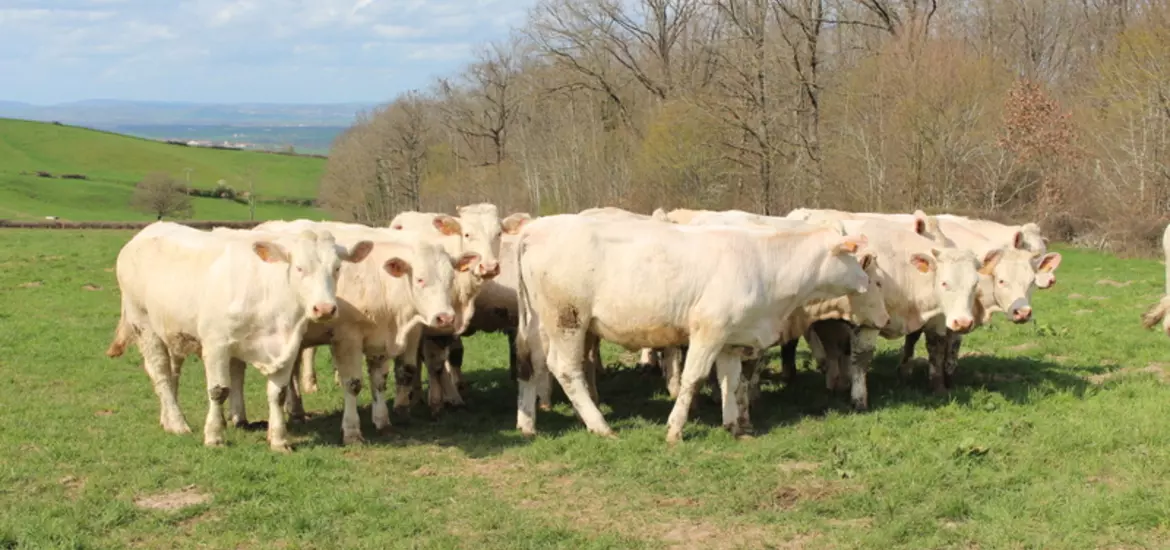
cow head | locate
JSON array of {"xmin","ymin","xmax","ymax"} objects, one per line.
[
  {"xmin": 820, "ymin": 234, "xmax": 872, "ymax": 298},
  {"xmin": 382, "ymin": 241, "xmax": 480, "ymax": 330},
  {"xmin": 848, "ymin": 252, "xmax": 891, "ymax": 330},
  {"xmin": 911, "ymin": 246, "xmax": 990, "ymax": 334},
  {"xmin": 456, "ymin": 203, "xmax": 507, "ymax": 280},
  {"xmin": 252, "ymin": 230, "xmax": 374, "ymax": 323}
]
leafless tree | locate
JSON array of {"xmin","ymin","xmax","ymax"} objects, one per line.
[{"xmin": 131, "ymin": 172, "xmax": 193, "ymax": 220}]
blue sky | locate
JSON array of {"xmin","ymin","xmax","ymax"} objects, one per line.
[{"xmin": 0, "ymin": 0, "xmax": 534, "ymax": 105}]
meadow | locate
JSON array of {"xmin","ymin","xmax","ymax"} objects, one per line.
[
  {"xmin": 0, "ymin": 118, "xmax": 326, "ymax": 222},
  {"xmin": 2, "ymin": 228, "xmax": 1170, "ymax": 549}
]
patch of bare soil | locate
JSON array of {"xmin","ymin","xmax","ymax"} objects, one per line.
[
  {"xmin": 1068, "ymin": 293, "xmax": 1084, "ymax": 299},
  {"xmin": 768, "ymin": 479, "xmax": 848, "ymax": 511},
  {"xmin": 1087, "ymin": 364, "xmax": 1170, "ymax": 385},
  {"xmin": 82, "ymin": 283, "xmax": 102, "ymax": 291},
  {"xmin": 18, "ymin": 281, "xmax": 42, "ymax": 288},
  {"xmin": 94, "ymin": 409, "xmax": 114, "ymax": 417},
  {"xmin": 133, "ymin": 485, "xmax": 211, "ymax": 511},
  {"xmin": 59, "ymin": 475, "xmax": 85, "ymax": 499},
  {"xmin": 1096, "ymin": 279, "xmax": 1135, "ymax": 288},
  {"xmin": 1007, "ymin": 342, "xmax": 1039, "ymax": 352}
]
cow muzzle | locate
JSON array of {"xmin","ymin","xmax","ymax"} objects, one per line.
[
  {"xmin": 311, "ymin": 303, "xmax": 338, "ymax": 322},
  {"xmin": 1011, "ymin": 306, "xmax": 1032, "ymax": 323},
  {"xmin": 478, "ymin": 261, "xmax": 501, "ymax": 279},
  {"xmin": 431, "ymin": 312, "xmax": 455, "ymax": 328},
  {"xmin": 949, "ymin": 317, "xmax": 975, "ymax": 333}
]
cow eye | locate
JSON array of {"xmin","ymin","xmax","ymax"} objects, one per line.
[{"xmin": 417, "ymin": 278, "xmax": 425, "ymax": 286}]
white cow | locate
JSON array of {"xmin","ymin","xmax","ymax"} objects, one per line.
[
  {"xmin": 1141, "ymin": 223, "xmax": 1170, "ymax": 336},
  {"xmin": 105, "ymin": 222, "xmax": 373, "ymax": 451},
  {"xmin": 513, "ymin": 215, "xmax": 874, "ymax": 443},
  {"xmin": 387, "ymin": 206, "xmax": 530, "ymax": 415},
  {"xmin": 250, "ymin": 219, "xmax": 478, "ymax": 443}
]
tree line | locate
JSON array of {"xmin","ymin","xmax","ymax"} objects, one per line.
[{"xmin": 319, "ymin": 0, "xmax": 1170, "ymax": 252}]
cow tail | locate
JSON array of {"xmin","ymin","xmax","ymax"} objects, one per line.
[
  {"xmin": 514, "ymin": 231, "xmax": 535, "ymax": 382},
  {"xmin": 105, "ymin": 301, "xmax": 132, "ymax": 358}
]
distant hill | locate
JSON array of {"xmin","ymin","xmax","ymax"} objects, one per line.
[
  {"xmin": 0, "ymin": 99, "xmax": 378, "ymax": 127},
  {"xmin": 0, "ymin": 118, "xmax": 330, "ymax": 222},
  {"xmin": 98, "ymin": 124, "xmax": 347, "ymax": 155}
]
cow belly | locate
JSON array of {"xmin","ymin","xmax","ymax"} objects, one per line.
[{"xmin": 590, "ymin": 318, "xmax": 689, "ymax": 350}]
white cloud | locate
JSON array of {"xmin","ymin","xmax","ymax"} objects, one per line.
[{"xmin": 0, "ymin": 0, "xmax": 540, "ymax": 104}]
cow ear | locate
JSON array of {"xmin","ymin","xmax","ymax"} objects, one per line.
[
  {"xmin": 909, "ymin": 253, "xmax": 935, "ymax": 273},
  {"xmin": 913, "ymin": 210, "xmax": 928, "ymax": 235},
  {"xmin": 1013, "ymin": 230, "xmax": 1026, "ymax": 249},
  {"xmin": 383, "ymin": 258, "xmax": 412, "ymax": 278},
  {"xmin": 859, "ymin": 252, "xmax": 876, "ymax": 272},
  {"xmin": 253, "ymin": 241, "xmax": 290, "ymax": 263},
  {"xmin": 433, "ymin": 215, "xmax": 462, "ymax": 236},
  {"xmin": 501, "ymin": 213, "xmax": 532, "ymax": 235},
  {"xmin": 1037, "ymin": 252, "xmax": 1061, "ymax": 273},
  {"xmin": 453, "ymin": 252, "xmax": 480, "ymax": 273},
  {"xmin": 831, "ymin": 234, "xmax": 867, "ymax": 255},
  {"xmin": 979, "ymin": 249, "xmax": 1003, "ymax": 276},
  {"xmin": 344, "ymin": 240, "xmax": 374, "ymax": 263}
]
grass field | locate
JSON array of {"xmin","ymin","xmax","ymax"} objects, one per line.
[
  {"xmin": 0, "ymin": 118, "xmax": 327, "ymax": 221},
  {"xmin": 3, "ymin": 230, "xmax": 1170, "ymax": 549}
]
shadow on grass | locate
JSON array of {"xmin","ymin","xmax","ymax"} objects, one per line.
[{"xmin": 284, "ymin": 339, "xmax": 1104, "ymax": 452}]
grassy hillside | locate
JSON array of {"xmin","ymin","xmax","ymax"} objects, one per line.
[
  {"xmin": 3, "ymin": 231, "xmax": 1170, "ymax": 548},
  {"xmin": 0, "ymin": 118, "xmax": 328, "ymax": 221}
]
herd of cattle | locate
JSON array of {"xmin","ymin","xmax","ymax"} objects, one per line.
[{"xmin": 104, "ymin": 204, "xmax": 1067, "ymax": 452}]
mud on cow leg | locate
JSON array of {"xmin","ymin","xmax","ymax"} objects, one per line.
[
  {"xmin": 924, "ymin": 331, "xmax": 950, "ymax": 395},
  {"xmin": 944, "ymin": 331, "xmax": 964, "ymax": 389},
  {"xmin": 848, "ymin": 327, "xmax": 877, "ymax": 411},
  {"xmin": 900, "ymin": 330, "xmax": 923, "ymax": 380},
  {"xmin": 779, "ymin": 339, "xmax": 799, "ymax": 383}
]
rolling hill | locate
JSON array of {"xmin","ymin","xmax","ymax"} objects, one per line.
[{"xmin": 0, "ymin": 118, "xmax": 330, "ymax": 222}]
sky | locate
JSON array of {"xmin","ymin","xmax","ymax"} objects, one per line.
[{"xmin": 0, "ymin": 0, "xmax": 535, "ymax": 105}]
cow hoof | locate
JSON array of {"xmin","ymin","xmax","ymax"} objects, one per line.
[
  {"xmin": 302, "ymin": 382, "xmax": 319, "ymax": 394},
  {"xmin": 519, "ymin": 429, "xmax": 537, "ymax": 439},
  {"xmin": 269, "ymin": 441, "xmax": 294, "ymax": 453},
  {"xmin": 163, "ymin": 422, "xmax": 192, "ymax": 435},
  {"xmin": 428, "ymin": 407, "xmax": 444, "ymax": 420},
  {"xmin": 376, "ymin": 425, "xmax": 393, "ymax": 436},
  {"xmin": 537, "ymin": 403, "xmax": 552, "ymax": 412},
  {"xmin": 342, "ymin": 433, "xmax": 366, "ymax": 446},
  {"xmin": 665, "ymin": 429, "xmax": 683, "ymax": 445},
  {"xmin": 392, "ymin": 406, "xmax": 412, "ymax": 424},
  {"xmin": 203, "ymin": 436, "xmax": 226, "ymax": 448}
]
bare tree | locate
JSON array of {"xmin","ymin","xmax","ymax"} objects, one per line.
[{"xmin": 131, "ymin": 172, "xmax": 193, "ymax": 220}]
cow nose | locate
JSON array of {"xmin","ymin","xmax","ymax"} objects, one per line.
[
  {"xmin": 950, "ymin": 318, "xmax": 974, "ymax": 333},
  {"xmin": 433, "ymin": 312, "xmax": 454, "ymax": 327},
  {"xmin": 480, "ymin": 261, "xmax": 501, "ymax": 278},
  {"xmin": 1013, "ymin": 307, "xmax": 1032, "ymax": 323},
  {"xmin": 312, "ymin": 303, "xmax": 337, "ymax": 320}
]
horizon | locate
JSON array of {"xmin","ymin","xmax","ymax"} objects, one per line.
[{"xmin": 0, "ymin": 0, "xmax": 534, "ymax": 106}]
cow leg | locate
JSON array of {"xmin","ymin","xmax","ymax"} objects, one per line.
[
  {"xmin": 516, "ymin": 331, "xmax": 548, "ymax": 437},
  {"xmin": 506, "ymin": 329, "xmax": 519, "ymax": 383},
  {"xmin": 944, "ymin": 331, "xmax": 963, "ymax": 389},
  {"xmin": 848, "ymin": 327, "xmax": 877, "ymax": 411},
  {"xmin": 299, "ymin": 347, "xmax": 319, "ymax": 394},
  {"xmin": 264, "ymin": 362, "xmax": 295, "ymax": 453},
  {"xmin": 779, "ymin": 339, "xmax": 799, "ymax": 382},
  {"xmin": 447, "ymin": 335, "xmax": 469, "ymax": 395},
  {"xmin": 228, "ymin": 358, "xmax": 249, "ymax": 428},
  {"xmin": 422, "ymin": 338, "xmax": 455, "ymax": 418},
  {"xmin": 332, "ymin": 337, "xmax": 366, "ymax": 444},
  {"xmin": 900, "ymin": 330, "xmax": 923, "ymax": 379},
  {"xmin": 366, "ymin": 354, "xmax": 391, "ymax": 434},
  {"xmin": 432, "ymin": 337, "xmax": 465, "ymax": 409},
  {"xmin": 584, "ymin": 333, "xmax": 602, "ymax": 404},
  {"xmin": 636, "ymin": 348, "xmax": 660, "ymax": 373},
  {"xmin": 662, "ymin": 346, "xmax": 683, "ymax": 398},
  {"xmin": 200, "ymin": 344, "xmax": 232, "ymax": 447},
  {"xmin": 665, "ymin": 340, "xmax": 723, "ymax": 443},
  {"xmin": 734, "ymin": 356, "xmax": 759, "ymax": 434},
  {"xmin": 546, "ymin": 329, "xmax": 613, "ymax": 437},
  {"xmin": 924, "ymin": 331, "xmax": 949, "ymax": 395},
  {"xmin": 139, "ymin": 332, "xmax": 190, "ymax": 434},
  {"xmin": 393, "ymin": 328, "xmax": 423, "ymax": 422},
  {"xmin": 284, "ymin": 353, "xmax": 307, "ymax": 424},
  {"xmin": 713, "ymin": 351, "xmax": 744, "ymax": 437}
]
